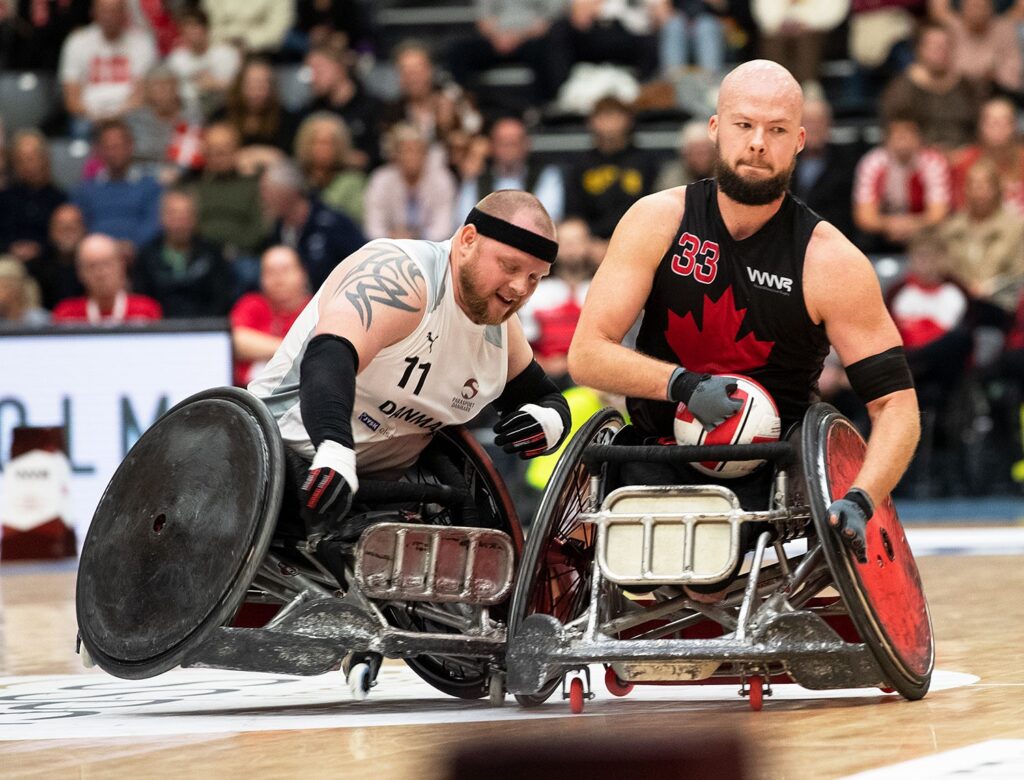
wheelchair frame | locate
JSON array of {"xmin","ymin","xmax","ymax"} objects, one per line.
[{"xmin": 506, "ymin": 404, "xmax": 934, "ymax": 712}]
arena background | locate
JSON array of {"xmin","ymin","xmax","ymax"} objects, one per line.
[{"xmin": 1, "ymin": 1, "xmax": 1023, "ymax": 777}]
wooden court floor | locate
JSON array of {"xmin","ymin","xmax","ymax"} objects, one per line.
[{"xmin": 0, "ymin": 553, "xmax": 1022, "ymax": 779}]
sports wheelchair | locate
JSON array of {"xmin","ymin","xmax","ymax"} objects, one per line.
[
  {"xmin": 76, "ymin": 387, "xmax": 521, "ymax": 703},
  {"xmin": 506, "ymin": 404, "xmax": 934, "ymax": 712}
]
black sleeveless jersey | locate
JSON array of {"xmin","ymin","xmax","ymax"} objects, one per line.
[{"xmin": 628, "ymin": 179, "xmax": 831, "ymax": 435}]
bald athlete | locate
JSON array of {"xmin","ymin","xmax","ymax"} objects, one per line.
[
  {"xmin": 250, "ymin": 190, "xmax": 571, "ymax": 538},
  {"xmin": 568, "ymin": 61, "xmax": 920, "ymax": 563}
]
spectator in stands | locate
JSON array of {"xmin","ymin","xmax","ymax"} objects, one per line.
[
  {"xmin": 752, "ymin": 0, "xmax": 850, "ymax": 89},
  {"xmin": 70, "ymin": 120, "xmax": 163, "ymax": 254},
  {"xmin": 165, "ymin": 7, "xmax": 241, "ymax": 119},
  {"xmin": 545, "ymin": 0, "xmax": 660, "ymax": 95},
  {"xmin": 564, "ymin": 96, "xmax": 658, "ymax": 241},
  {"xmin": 853, "ymin": 114, "xmax": 951, "ymax": 253},
  {"xmin": 0, "ymin": 0, "xmax": 88, "ymax": 71},
  {"xmin": 52, "ymin": 233, "xmax": 162, "ymax": 323},
  {"xmin": 134, "ymin": 188, "xmax": 232, "ymax": 318},
  {"xmin": 126, "ymin": 65, "xmax": 204, "ymax": 181},
  {"xmin": 293, "ymin": 0, "xmax": 375, "ymax": 55},
  {"xmin": 518, "ymin": 217, "xmax": 598, "ymax": 384},
  {"xmin": 654, "ymin": 120, "xmax": 716, "ymax": 191},
  {"xmin": 33, "ymin": 203, "xmax": 86, "ymax": 310},
  {"xmin": 382, "ymin": 40, "xmax": 478, "ymax": 161},
  {"xmin": 880, "ymin": 21, "xmax": 980, "ymax": 150},
  {"xmin": 928, "ymin": 0, "xmax": 1021, "ymax": 96},
  {"xmin": 886, "ymin": 230, "xmax": 973, "ymax": 410},
  {"xmin": 58, "ymin": 0, "xmax": 158, "ymax": 140},
  {"xmin": 0, "ymin": 256, "xmax": 49, "ymax": 327},
  {"xmin": 214, "ymin": 55, "xmax": 300, "ymax": 156},
  {"xmin": 941, "ymin": 159, "xmax": 1024, "ymax": 312},
  {"xmin": 230, "ymin": 245, "xmax": 311, "ymax": 386},
  {"xmin": 790, "ymin": 97, "xmax": 859, "ymax": 238},
  {"xmin": 294, "ymin": 112, "xmax": 367, "ymax": 225},
  {"xmin": 303, "ymin": 43, "xmax": 384, "ymax": 170},
  {"xmin": 260, "ymin": 159, "xmax": 365, "ymax": 289},
  {"xmin": 364, "ymin": 122, "xmax": 457, "ymax": 242},
  {"xmin": 446, "ymin": 0, "xmax": 564, "ymax": 103},
  {"xmin": 651, "ymin": 1, "xmax": 727, "ymax": 77},
  {"xmin": 194, "ymin": 122, "xmax": 266, "ymax": 269},
  {"xmin": 951, "ymin": 97, "xmax": 1024, "ymax": 217},
  {"xmin": 455, "ymin": 116, "xmax": 564, "ymax": 230},
  {"xmin": 0, "ymin": 130, "xmax": 67, "ymax": 265},
  {"xmin": 200, "ymin": 0, "xmax": 294, "ymax": 55}
]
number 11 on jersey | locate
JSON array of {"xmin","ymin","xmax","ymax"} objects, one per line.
[{"xmin": 398, "ymin": 356, "xmax": 431, "ymax": 395}]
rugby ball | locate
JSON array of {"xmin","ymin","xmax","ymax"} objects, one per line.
[{"xmin": 673, "ymin": 375, "xmax": 781, "ymax": 478}]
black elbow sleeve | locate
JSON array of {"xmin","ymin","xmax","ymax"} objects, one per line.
[{"xmin": 299, "ymin": 334, "xmax": 360, "ymax": 449}]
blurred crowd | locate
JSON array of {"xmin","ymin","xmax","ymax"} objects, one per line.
[{"xmin": 1, "ymin": 0, "xmax": 1023, "ymax": 497}]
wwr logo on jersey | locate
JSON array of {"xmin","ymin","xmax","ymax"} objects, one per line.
[{"xmin": 746, "ymin": 267, "xmax": 793, "ymax": 294}]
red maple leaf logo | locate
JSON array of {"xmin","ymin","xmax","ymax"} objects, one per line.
[{"xmin": 665, "ymin": 286, "xmax": 775, "ymax": 373}]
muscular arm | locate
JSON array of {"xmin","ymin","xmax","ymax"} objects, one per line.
[
  {"xmin": 315, "ymin": 244, "xmax": 428, "ymax": 366},
  {"xmin": 805, "ymin": 223, "xmax": 920, "ymax": 506},
  {"xmin": 568, "ymin": 189, "xmax": 685, "ymax": 398}
]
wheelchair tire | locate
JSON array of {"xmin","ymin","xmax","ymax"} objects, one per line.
[
  {"xmin": 802, "ymin": 403, "xmax": 934, "ymax": 700},
  {"xmin": 76, "ymin": 387, "xmax": 285, "ymax": 680},
  {"xmin": 387, "ymin": 426, "xmax": 523, "ymax": 700},
  {"xmin": 508, "ymin": 407, "xmax": 625, "ymax": 706}
]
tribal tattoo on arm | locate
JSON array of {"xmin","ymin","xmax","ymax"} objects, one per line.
[{"xmin": 331, "ymin": 248, "xmax": 426, "ymax": 330}]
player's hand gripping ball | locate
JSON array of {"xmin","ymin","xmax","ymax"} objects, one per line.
[{"xmin": 674, "ymin": 375, "xmax": 781, "ymax": 478}]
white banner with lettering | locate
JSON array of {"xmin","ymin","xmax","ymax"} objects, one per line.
[{"xmin": 0, "ymin": 329, "xmax": 233, "ymax": 547}]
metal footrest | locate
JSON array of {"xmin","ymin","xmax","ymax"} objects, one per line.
[{"xmin": 355, "ymin": 522, "xmax": 514, "ymax": 604}]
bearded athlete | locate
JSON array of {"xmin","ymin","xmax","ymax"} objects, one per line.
[
  {"xmin": 568, "ymin": 61, "xmax": 920, "ymax": 563},
  {"xmin": 250, "ymin": 190, "xmax": 571, "ymax": 538}
]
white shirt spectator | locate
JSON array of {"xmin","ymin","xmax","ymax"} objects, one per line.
[
  {"xmin": 59, "ymin": 24, "xmax": 157, "ymax": 119},
  {"xmin": 166, "ymin": 42, "xmax": 241, "ymax": 107},
  {"xmin": 200, "ymin": 0, "xmax": 295, "ymax": 54}
]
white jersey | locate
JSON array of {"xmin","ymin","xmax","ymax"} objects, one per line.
[{"xmin": 248, "ymin": 239, "xmax": 509, "ymax": 475}]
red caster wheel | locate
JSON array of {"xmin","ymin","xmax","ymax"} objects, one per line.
[
  {"xmin": 604, "ymin": 666, "xmax": 633, "ymax": 697},
  {"xmin": 879, "ymin": 686, "xmax": 896, "ymax": 693},
  {"xmin": 748, "ymin": 676, "xmax": 764, "ymax": 711},
  {"xmin": 569, "ymin": 677, "xmax": 585, "ymax": 714}
]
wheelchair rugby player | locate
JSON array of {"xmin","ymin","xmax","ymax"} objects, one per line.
[
  {"xmin": 76, "ymin": 191, "xmax": 571, "ymax": 703},
  {"xmin": 505, "ymin": 61, "xmax": 933, "ymax": 712}
]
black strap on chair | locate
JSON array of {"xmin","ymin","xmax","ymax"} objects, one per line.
[
  {"xmin": 357, "ymin": 479, "xmax": 467, "ymax": 506},
  {"xmin": 582, "ymin": 442, "xmax": 795, "ymax": 472}
]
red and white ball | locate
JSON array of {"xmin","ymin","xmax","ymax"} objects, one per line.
[{"xmin": 673, "ymin": 375, "xmax": 781, "ymax": 478}]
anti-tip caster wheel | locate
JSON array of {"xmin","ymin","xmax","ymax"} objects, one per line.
[{"xmin": 348, "ymin": 662, "xmax": 372, "ymax": 701}]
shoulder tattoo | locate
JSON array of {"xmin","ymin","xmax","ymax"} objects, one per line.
[{"xmin": 332, "ymin": 248, "xmax": 425, "ymax": 330}]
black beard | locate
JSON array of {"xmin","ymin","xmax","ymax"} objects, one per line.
[{"xmin": 714, "ymin": 154, "xmax": 794, "ymax": 206}]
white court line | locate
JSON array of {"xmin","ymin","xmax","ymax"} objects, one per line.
[
  {"xmin": 842, "ymin": 739, "xmax": 1024, "ymax": 779},
  {"xmin": 0, "ymin": 667, "xmax": 978, "ymax": 741}
]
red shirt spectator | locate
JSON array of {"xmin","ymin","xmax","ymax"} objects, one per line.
[
  {"xmin": 52, "ymin": 292, "xmax": 162, "ymax": 323},
  {"xmin": 52, "ymin": 233, "xmax": 162, "ymax": 324},
  {"xmin": 231, "ymin": 246, "xmax": 311, "ymax": 386}
]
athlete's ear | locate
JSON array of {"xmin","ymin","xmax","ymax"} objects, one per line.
[
  {"xmin": 457, "ymin": 223, "xmax": 478, "ymax": 250},
  {"xmin": 796, "ymin": 125, "xmax": 806, "ymax": 155},
  {"xmin": 708, "ymin": 115, "xmax": 719, "ymax": 142}
]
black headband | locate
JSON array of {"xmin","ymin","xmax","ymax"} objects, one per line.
[{"xmin": 465, "ymin": 207, "xmax": 558, "ymax": 263}]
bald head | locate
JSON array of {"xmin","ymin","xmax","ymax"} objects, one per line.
[
  {"xmin": 474, "ymin": 190, "xmax": 556, "ymax": 241},
  {"xmin": 718, "ymin": 60, "xmax": 803, "ymax": 115}
]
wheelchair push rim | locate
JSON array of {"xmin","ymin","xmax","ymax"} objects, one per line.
[
  {"xmin": 802, "ymin": 403, "xmax": 934, "ymax": 700},
  {"xmin": 75, "ymin": 387, "xmax": 285, "ymax": 680},
  {"xmin": 509, "ymin": 407, "xmax": 625, "ymax": 705}
]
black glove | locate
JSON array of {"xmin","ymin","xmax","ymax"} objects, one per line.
[
  {"xmin": 300, "ymin": 441, "xmax": 359, "ymax": 538},
  {"xmin": 493, "ymin": 402, "xmax": 567, "ymax": 459},
  {"xmin": 669, "ymin": 368, "xmax": 744, "ymax": 431},
  {"xmin": 828, "ymin": 488, "xmax": 874, "ymax": 564}
]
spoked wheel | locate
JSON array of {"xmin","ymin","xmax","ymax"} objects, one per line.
[
  {"xmin": 803, "ymin": 404, "xmax": 934, "ymax": 700},
  {"xmin": 384, "ymin": 426, "xmax": 522, "ymax": 700},
  {"xmin": 509, "ymin": 408, "xmax": 625, "ymax": 706}
]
